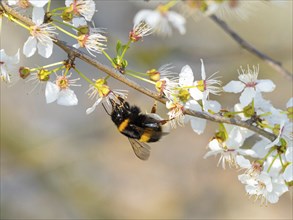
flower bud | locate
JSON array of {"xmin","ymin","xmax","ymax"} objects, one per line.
[{"xmin": 19, "ymin": 67, "xmax": 30, "ymax": 79}]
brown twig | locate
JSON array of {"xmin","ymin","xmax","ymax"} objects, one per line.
[
  {"xmin": 0, "ymin": 2, "xmax": 277, "ymax": 142},
  {"xmin": 210, "ymin": 15, "xmax": 292, "ymax": 79}
]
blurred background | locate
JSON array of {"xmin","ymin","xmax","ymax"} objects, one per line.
[{"xmin": 1, "ymin": 0, "xmax": 292, "ymax": 219}]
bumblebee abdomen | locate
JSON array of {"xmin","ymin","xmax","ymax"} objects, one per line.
[{"xmin": 139, "ymin": 128, "xmax": 162, "ymax": 143}]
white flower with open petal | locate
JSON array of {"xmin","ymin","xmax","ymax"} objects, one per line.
[
  {"xmin": 65, "ymin": 0, "xmax": 96, "ymax": 21},
  {"xmin": 242, "ymin": 171, "xmax": 288, "ymax": 205},
  {"xmin": 189, "ymin": 59, "xmax": 222, "ymax": 101},
  {"xmin": 0, "ymin": 49, "xmax": 20, "ymax": 83},
  {"xmin": 86, "ymin": 78, "xmax": 127, "ymax": 114},
  {"xmin": 74, "ymin": 32, "xmax": 107, "ymax": 56},
  {"xmin": 223, "ymin": 65, "xmax": 276, "ymax": 106},
  {"xmin": 45, "ymin": 73, "xmax": 80, "ymax": 106},
  {"xmin": 204, "ymin": 124, "xmax": 255, "ymax": 169},
  {"xmin": 23, "ymin": 7, "xmax": 57, "ymax": 58},
  {"xmin": 134, "ymin": 5, "xmax": 186, "ymax": 37}
]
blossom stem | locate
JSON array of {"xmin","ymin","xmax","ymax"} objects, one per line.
[
  {"xmin": 51, "ymin": 7, "xmax": 67, "ymax": 13},
  {"xmin": 51, "ymin": 23, "xmax": 78, "ymax": 39},
  {"xmin": 52, "ymin": 18, "xmax": 79, "ymax": 31},
  {"xmin": 3, "ymin": 13, "xmax": 30, "ymax": 31},
  {"xmin": 267, "ymin": 153, "xmax": 279, "ymax": 173},
  {"xmin": 127, "ymin": 69, "xmax": 148, "ymax": 76},
  {"xmin": 164, "ymin": 0, "xmax": 178, "ymax": 10},
  {"xmin": 125, "ymin": 71, "xmax": 156, "ymax": 85},
  {"xmin": 102, "ymin": 50, "xmax": 116, "ymax": 67},
  {"xmin": 120, "ymin": 40, "xmax": 131, "ymax": 60},
  {"xmin": 47, "ymin": 0, "xmax": 52, "ymax": 12},
  {"xmin": 74, "ymin": 67, "xmax": 95, "ymax": 87},
  {"xmin": 263, "ymin": 147, "xmax": 276, "ymax": 161},
  {"xmin": 278, "ymin": 154, "xmax": 284, "ymax": 168},
  {"xmin": 30, "ymin": 61, "xmax": 65, "ymax": 72}
]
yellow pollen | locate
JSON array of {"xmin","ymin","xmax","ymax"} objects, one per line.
[
  {"xmin": 38, "ymin": 69, "xmax": 50, "ymax": 81},
  {"xmin": 196, "ymin": 80, "xmax": 205, "ymax": 92},
  {"xmin": 56, "ymin": 76, "xmax": 69, "ymax": 89}
]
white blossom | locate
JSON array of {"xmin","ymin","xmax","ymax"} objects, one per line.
[
  {"xmin": 223, "ymin": 65, "xmax": 275, "ymax": 106},
  {"xmin": 0, "ymin": 49, "xmax": 20, "ymax": 83},
  {"xmin": 74, "ymin": 32, "xmax": 107, "ymax": 56},
  {"xmin": 65, "ymin": 0, "xmax": 96, "ymax": 21},
  {"xmin": 86, "ymin": 79, "xmax": 127, "ymax": 114},
  {"xmin": 242, "ymin": 171, "xmax": 288, "ymax": 205},
  {"xmin": 189, "ymin": 59, "xmax": 222, "ymax": 101},
  {"xmin": 23, "ymin": 7, "xmax": 56, "ymax": 58},
  {"xmin": 204, "ymin": 125, "xmax": 255, "ymax": 169},
  {"xmin": 134, "ymin": 7, "xmax": 186, "ymax": 37},
  {"xmin": 45, "ymin": 73, "xmax": 79, "ymax": 106}
]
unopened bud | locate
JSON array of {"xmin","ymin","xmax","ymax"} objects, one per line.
[{"xmin": 19, "ymin": 67, "xmax": 30, "ymax": 79}]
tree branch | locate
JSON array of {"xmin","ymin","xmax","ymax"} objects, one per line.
[
  {"xmin": 210, "ymin": 15, "xmax": 292, "ymax": 79},
  {"xmin": 0, "ymin": 2, "xmax": 277, "ymax": 142}
]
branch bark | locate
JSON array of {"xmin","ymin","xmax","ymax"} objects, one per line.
[
  {"xmin": 210, "ymin": 15, "xmax": 292, "ymax": 79},
  {"xmin": 0, "ymin": 2, "xmax": 277, "ymax": 142}
]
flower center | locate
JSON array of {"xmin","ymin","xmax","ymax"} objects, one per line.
[
  {"xmin": 94, "ymin": 79, "xmax": 110, "ymax": 97},
  {"xmin": 197, "ymin": 79, "xmax": 206, "ymax": 92},
  {"xmin": 77, "ymin": 34, "xmax": 89, "ymax": 47},
  {"xmin": 38, "ymin": 69, "xmax": 50, "ymax": 81},
  {"xmin": 246, "ymin": 81, "xmax": 257, "ymax": 88},
  {"xmin": 56, "ymin": 76, "xmax": 69, "ymax": 89}
]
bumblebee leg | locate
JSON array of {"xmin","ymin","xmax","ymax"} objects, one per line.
[{"xmin": 151, "ymin": 101, "xmax": 157, "ymax": 113}]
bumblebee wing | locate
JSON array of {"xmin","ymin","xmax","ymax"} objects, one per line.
[{"xmin": 128, "ymin": 138, "xmax": 151, "ymax": 161}]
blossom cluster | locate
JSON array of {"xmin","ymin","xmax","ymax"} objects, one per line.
[{"xmin": 1, "ymin": 0, "xmax": 292, "ymax": 206}]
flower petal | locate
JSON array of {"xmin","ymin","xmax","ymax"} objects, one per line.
[
  {"xmin": 256, "ymin": 79, "xmax": 276, "ymax": 92},
  {"xmin": 236, "ymin": 155, "xmax": 251, "ymax": 169},
  {"xmin": 30, "ymin": 0, "xmax": 49, "ymax": 7},
  {"xmin": 45, "ymin": 82, "xmax": 59, "ymax": 103},
  {"xmin": 65, "ymin": 0, "xmax": 73, "ymax": 7},
  {"xmin": 190, "ymin": 117, "xmax": 206, "ymax": 134},
  {"xmin": 189, "ymin": 87, "xmax": 203, "ymax": 100},
  {"xmin": 286, "ymin": 97, "xmax": 293, "ymax": 108},
  {"xmin": 223, "ymin": 81, "xmax": 245, "ymax": 93},
  {"xmin": 283, "ymin": 164, "xmax": 293, "ymax": 182},
  {"xmin": 133, "ymin": 10, "xmax": 152, "ymax": 26},
  {"xmin": 86, "ymin": 98, "xmax": 103, "ymax": 114},
  {"xmin": 200, "ymin": 59, "xmax": 206, "ymax": 80},
  {"xmin": 37, "ymin": 39, "xmax": 53, "ymax": 58},
  {"xmin": 57, "ymin": 89, "xmax": 78, "ymax": 106},
  {"xmin": 32, "ymin": 6, "xmax": 45, "ymax": 25},
  {"xmin": 179, "ymin": 65, "xmax": 194, "ymax": 87},
  {"xmin": 23, "ymin": 36, "xmax": 37, "ymax": 57},
  {"xmin": 167, "ymin": 11, "xmax": 186, "ymax": 35},
  {"xmin": 239, "ymin": 87, "xmax": 255, "ymax": 106}
]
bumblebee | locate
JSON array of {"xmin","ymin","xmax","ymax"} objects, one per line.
[{"xmin": 105, "ymin": 97, "xmax": 169, "ymax": 160}]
